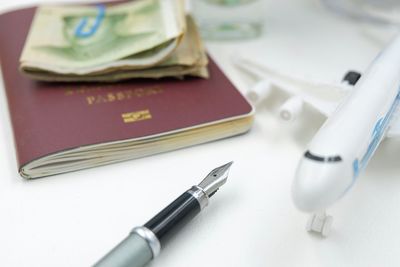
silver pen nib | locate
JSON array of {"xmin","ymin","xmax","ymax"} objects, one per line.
[{"xmin": 197, "ymin": 162, "xmax": 233, "ymax": 197}]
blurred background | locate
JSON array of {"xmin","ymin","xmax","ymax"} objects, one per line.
[{"xmin": 1, "ymin": 1, "xmax": 400, "ymax": 267}]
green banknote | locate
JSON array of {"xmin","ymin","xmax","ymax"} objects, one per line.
[
  {"xmin": 20, "ymin": 0, "xmax": 186, "ymax": 74},
  {"xmin": 22, "ymin": 16, "xmax": 209, "ymax": 82}
]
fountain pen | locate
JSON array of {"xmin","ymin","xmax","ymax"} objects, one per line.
[{"xmin": 94, "ymin": 162, "xmax": 233, "ymax": 267}]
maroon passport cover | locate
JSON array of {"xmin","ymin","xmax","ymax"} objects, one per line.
[{"xmin": 0, "ymin": 7, "xmax": 253, "ymax": 177}]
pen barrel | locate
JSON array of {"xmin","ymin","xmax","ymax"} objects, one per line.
[
  {"xmin": 93, "ymin": 233, "xmax": 153, "ymax": 267},
  {"xmin": 144, "ymin": 191, "xmax": 201, "ymax": 244}
]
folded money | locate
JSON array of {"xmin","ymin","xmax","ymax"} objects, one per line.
[{"xmin": 20, "ymin": 0, "xmax": 209, "ymax": 82}]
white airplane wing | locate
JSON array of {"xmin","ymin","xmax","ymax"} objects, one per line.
[
  {"xmin": 265, "ymin": 75, "xmax": 343, "ymax": 117},
  {"xmin": 234, "ymin": 55, "xmax": 400, "ymax": 139},
  {"xmin": 233, "ymin": 55, "xmax": 351, "ymax": 119}
]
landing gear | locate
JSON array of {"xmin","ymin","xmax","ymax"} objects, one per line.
[{"xmin": 306, "ymin": 211, "xmax": 333, "ymax": 237}]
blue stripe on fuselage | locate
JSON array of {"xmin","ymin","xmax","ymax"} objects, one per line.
[{"xmin": 353, "ymin": 91, "xmax": 400, "ymax": 179}]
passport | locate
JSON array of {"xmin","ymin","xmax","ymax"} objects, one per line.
[{"xmin": 0, "ymin": 7, "xmax": 254, "ymax": 179}]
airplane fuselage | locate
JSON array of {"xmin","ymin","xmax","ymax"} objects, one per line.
[{"xmin": 292, "ymin": 35, "xmax": 400, "ymax": 212}]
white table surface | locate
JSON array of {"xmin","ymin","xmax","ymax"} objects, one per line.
[{"xmin": 1, "ymin": 1, "xmax": 400, "ymax": 266}]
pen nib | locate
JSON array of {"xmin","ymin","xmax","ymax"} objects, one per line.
[{"xmin": 198, "ymin": 162, "xmax": 233, "ymax": 197}]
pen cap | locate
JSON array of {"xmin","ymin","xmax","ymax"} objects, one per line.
[{"xmin": 93, "ymin": 233, "xmax": 153, "ymax": 267}]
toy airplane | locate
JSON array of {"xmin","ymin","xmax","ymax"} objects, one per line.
[{"xmin": 234, "ymin": 34, "xmax": 400, "ymax": 237}]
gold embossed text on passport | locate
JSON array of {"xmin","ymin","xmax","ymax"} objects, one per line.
[
  {"xmin": 63, "ymin": 85, "xmax": 163, "ymax": 105},
  {"xmin": 122, "ymin": 109, "xmax": 152, "ymax": 124}
]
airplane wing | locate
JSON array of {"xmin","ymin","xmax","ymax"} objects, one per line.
[
  {"xmin": 233, "ymin": 55, "xmax": 351, "ymax": 119},
  {"xmin": 234, "ymin": 55, "xmax": 400, "ymax": 139},
  {"xmin": 264, "ymin": 73, "xmax": 343, "ymax": 117}
]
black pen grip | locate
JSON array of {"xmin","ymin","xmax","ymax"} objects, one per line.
[{"xmin": 144, "ymin": 191, "xmax": 201, "ymax": 244}]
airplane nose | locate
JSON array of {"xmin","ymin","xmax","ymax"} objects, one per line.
[{"xmin": 292, "ymin": 158, "xmax": 350, "ymax": 213}]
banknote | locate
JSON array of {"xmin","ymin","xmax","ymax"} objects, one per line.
[
  {"xmin": 21, "ymin": 16, "xmax": 209, "ymax": 82},
  {"xmin": 20, "ymin": 0, "xmax": 186, "ymax": 74}
]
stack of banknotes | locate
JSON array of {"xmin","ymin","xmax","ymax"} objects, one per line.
[{"xmin": 19, "ymin": 0, "xmax": 209, "ymax": 82}]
